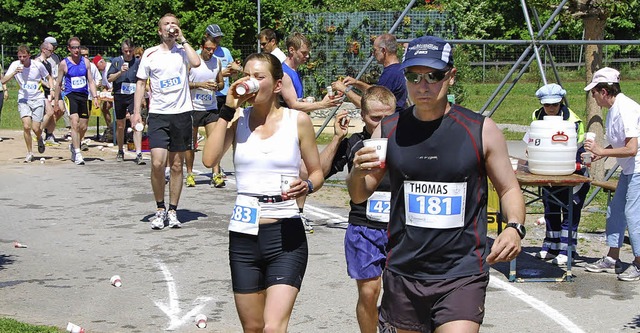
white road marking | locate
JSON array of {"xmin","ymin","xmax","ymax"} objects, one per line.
[
  {"xmin": 154, "ymin": 260, "xmax": 213, "ymax": 330},
  {"xmin": 489, "ymin": 277, "xmax": 586, "ymax": 333}
]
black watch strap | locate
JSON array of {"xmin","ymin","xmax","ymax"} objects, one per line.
[{"xmin": 506, "ymin": 222, "xmax": 526, "ymax": 239}]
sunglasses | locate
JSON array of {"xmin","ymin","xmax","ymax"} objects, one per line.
[
  {"xmin": 404, "ymin": 69, "xmax": 450, "ymax": 84},
  {"xmin": 69, "ymin": 45, "xmax": 81, "ymax": 50},
  {"xmin": 543, "ymin": 103, "xmax": 560, "ymax": 107}
]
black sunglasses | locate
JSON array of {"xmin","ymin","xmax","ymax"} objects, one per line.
[{"xmin": 404, "ymin": 69, "xmax": 450, "ymax": 84}]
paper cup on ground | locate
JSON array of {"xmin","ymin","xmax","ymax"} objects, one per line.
[
  {"xmin": 110, "ymin": 275, "xmax": 122, "ymax": 287},
  {"xmin": 280, "ymin": 175, "xmax": 297, "ymax": 197},
  {"xmin": 195, "ymin": 314, "xmax": 207, "ymax": 328},
  {"xmin": 585, "ymin": 132, "xmax": 596, "ymax": 142},
  {"xmin": 66, "ymin": 322, "xmax": 85, "ymax": 333},
  {"xmin": 363, "ymin": 138, "xmax": 388, "ymax": 168}
]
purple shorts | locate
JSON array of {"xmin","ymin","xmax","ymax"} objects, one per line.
[{"xmin": 344, "ymin": 224, "xmax": 388, "ymax": 280}]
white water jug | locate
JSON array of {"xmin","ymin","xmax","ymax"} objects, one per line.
[{"xmin": 527, "ymin": 116, "xmax": 577, "ymax": 176}]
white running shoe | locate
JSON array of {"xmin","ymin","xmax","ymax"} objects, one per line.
[
  {"xmin": 151, "ymin": 210, "xmax": 167, "ymax": 230},
  {"xmin": 167, "ymin": 210, "xmax": 182, "ymax": 228},
  {"xmin": 24, "ymin": 153, "xmax": 34, "ymax": 163},
  {"xmin": 75, "ymin": 153, "xmax": 85, "ymax": 165}
]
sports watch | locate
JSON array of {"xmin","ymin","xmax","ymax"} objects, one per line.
[{"xmin": 506, "ymin": 222, "xmax": 526, "ymax": 239}]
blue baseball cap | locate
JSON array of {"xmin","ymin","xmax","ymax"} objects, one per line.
[
  {"xmin": 535, "ymin": 83, "xmax": 566, "ymax": 104},
  {"xmin": 401, "ymin": 36, "xmax": 453, "ymax": 70}
]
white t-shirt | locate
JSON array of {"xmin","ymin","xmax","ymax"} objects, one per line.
[
  {"xmin": 102, "ymin": 62, "xmax": 112, "ymax": 90},
  {"xmin": 189, "ymin": 56, "xmax": 221, "ymax": 111},
  {"xmin": 605, "ymin": 93, "xmax": 640, "ymax": 175},
  {"xmin": 88, "ymin": 63, "xmax": 102, "ymax": 101},
  {"xmin": 6, "ymin": 60, "xmax": 49, "ymax": 102},
  {"xmin": 137, "ymin": 44, "xmax": 192, "ymax": 114},
  {"xmin": 270, "ymin": 47, "xmax": 287, "ymax": 63}
]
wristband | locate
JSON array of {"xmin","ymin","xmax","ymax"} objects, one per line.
[
  {"xmin": 219, "ymin": 104, "xmax": 235, "ymax": 122},
  {"xmin": 305, "ymin": 180, "xmax": 314, "ymax": 194}
]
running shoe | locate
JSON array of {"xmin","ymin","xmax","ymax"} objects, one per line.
[
  {"xmin": 151, "ymin": 210, "xmax": 167, "ymax": 230},
  {"xmin": 75, "ymin": 153, "xmax": 85, "ymax": 165},
  {"xmin": 80, "ymin": 140, "xmax": 89, "ymax": 151},
  {"xmin": 165, "ymin": 167, "xmax": 171, "ymax": 184},
  {"xmin": 69, "ymin": 144, "xmax": 76, "ymax": 162},
  {"xmin": 301, "ymin": 213, "xmax": 314, "ymax": 233},
  {"xmin": 24, "ymin": 152, "xmax": 34, "ymax": 163},
  {"xmin": 45, "ymin": 134, "xmax": 58, "ymax": 146},
  {"xmin": 585, "ymin": 256, "xmax": 623, "ymax": 274},
  {"xmin": 211, "ymin": 173, "xmax": 226, "ymax": 188},
  {"xmin": 116, "ymin": 150, "xmax": 124, "ymax": 162},
  {"xmin": 186, "ymin": 173, "xmax": 196, "ymax": 187},
  {"xmin": 534, "ymin": 250, "xmax": 557, "ymax": 260},
  {"xmin": 37, "ymin": 136, "xmax": 45, "ymax": 153},
  {"xmin": 618, "ymin": 262, "xmax": 640, "ymax": 282},
  {"xmin": 167, "ymin": 210, "xmax": 182, "ymax": 228},
  {"xmin": 135, "ymin": 153, "xmax": 146, "ymax": 165}
]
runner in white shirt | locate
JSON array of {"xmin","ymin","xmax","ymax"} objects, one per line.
[
  {"xmin": 1, "ymin": 45, "xmax": 54, "ymax": 162},
  {"xmin": 132, "ymin": 13, "xmax": 201, "ymax": 230},
  {"xmin": 185, "ymin": 36, "xmax": 225, "ymax": 188}
]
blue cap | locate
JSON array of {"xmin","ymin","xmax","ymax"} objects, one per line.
[
  {"xmin": 401, "ymin": 36, "xmax": 453, "ymax": 70},
  {"xmin": 535, "ymin": 83, "xmax": 566, "ymax": 104},
  {"xmin": 206, "ymin": 24, "xmax": 224, "ymax": 38}
]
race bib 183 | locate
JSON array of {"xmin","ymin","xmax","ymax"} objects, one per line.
[{"xmin": 228, "ymin": 195, "xmax": 260, "ymax": 235}]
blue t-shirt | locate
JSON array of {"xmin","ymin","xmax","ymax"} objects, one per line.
[
  {"xmin": 282, "ymin": 62, "xmax": 303, "ymax": 98},
  {"xmin": 213, "ymin": 46, "xmax": 233, "ymax": 96},
  {"xmin": 377, "ymin": 63, "xmax": 407, "ymax": 112}
]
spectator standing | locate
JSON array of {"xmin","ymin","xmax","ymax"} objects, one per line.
[
  {"xmin": 258, "ymin": 28, "xmax": 286, "ymax": 63},
  {"xmin": 530, "ymin": 83, "xmax": 590, "ymax": 266},
  {"xmin": 584, "ymin": 67, "xmax": 640, "ymax": 282},
  {"xmin": 333, "ymin": 34, "xmax": 407, "ymax": 112},
  {"xmin": 132, "ymin": 13, "xmax": 201, "ymax": 230}
]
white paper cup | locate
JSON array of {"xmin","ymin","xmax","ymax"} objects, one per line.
[
  {"xmin": 280, "ymin": 175, "xmax": 297, "ymax": 196},
  {"xmin": 585, "ymin": 132, "xmax": 596, "ymax": 142},
  {"xmin": 305, "ymin": 96, "xmax": 315, "ymax": 103},
  {"xmin": 236, "ymin": 78, "xmax": 260, "ymax": 95},
  {"xmin": 122, "ymin": 62, "xmax": 129, "ymax": 71},
  {"xmin": 66, "ymin": 322, "xmax": 85, "ymax": 333},
  {"xmin": 509, "ymin": 158, "xmax": 518, "ymax": 172},
  {"xmin": 134, "ymin": 123, "xmax": 144, "ymax": 132},
  {"xmin": 110, "ymin": 275, "xmax": 122, "ymax": 287},
  {"xmin": 195, "ymin": 314, "xmax": 207, "ymax": 328},
  {"xmin": 582, "ymin": 152, "xmax": 592, "ymax": 166},
  {"xmin": 363, "ymin": 138, "xmax": 388, "ymax": 168},
  {"xmin": 326, "ymin": 86, "xmax": 334, "ymax": 97}
]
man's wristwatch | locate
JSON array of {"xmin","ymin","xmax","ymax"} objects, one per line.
[
  {"xmin": 305, "ymin": 180, "xmax": 314, "ymax": 194},
  {"xmin": 506, "ymin": 222, "xmax": 526, "ymax": 239}
]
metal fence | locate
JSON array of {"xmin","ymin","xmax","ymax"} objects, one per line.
[{"xmin": 4, "ymin": 42, "xmax": 640, "ymax": 85}]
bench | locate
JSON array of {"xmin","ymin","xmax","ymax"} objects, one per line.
[{"xmin": 591, "ymin": 180, "xmax": 619, "ymax": 205}]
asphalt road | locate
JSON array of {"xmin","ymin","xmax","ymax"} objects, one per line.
[{"xmin": 1, "ymin": 138, "xmax": 639, "ymax": 333}]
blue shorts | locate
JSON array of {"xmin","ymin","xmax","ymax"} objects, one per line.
[{"xmin": 344, "ymin": 224, "xmax": 388, "ymax": 280}]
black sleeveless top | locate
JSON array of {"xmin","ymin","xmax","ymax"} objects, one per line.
[{"xmin": 381, "ymin": 104, "xmax": 489, "ymax": 280}]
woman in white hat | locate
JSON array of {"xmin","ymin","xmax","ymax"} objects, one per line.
[{"xmin": 531, "ymin": 83, "xmax": 589, "ymax": 266}]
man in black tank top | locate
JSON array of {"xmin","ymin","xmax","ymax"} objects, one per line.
[
  {"xmin": 319, "ymin": 86, "xmax": 396, "ymax": 333},
  {"xmin": 347, "ymin": 36, "xmax": 526, "ymax": 333}
]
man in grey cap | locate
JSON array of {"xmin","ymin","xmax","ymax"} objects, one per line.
[
  {"xmin": 347, "ymin": 36, "xmax": 525, "ymax": 332},
  {"xmin": 44, "ymin": 37, "xmax": 62, "ymax": 64},
  {"xmin": 205, "ymin": 24, "xmax": 241, "ymax": 110}
]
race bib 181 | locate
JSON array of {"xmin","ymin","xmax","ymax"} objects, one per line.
[{"xmin": 403, "ymin": 181, "xmax": 466, "ymax": 229}]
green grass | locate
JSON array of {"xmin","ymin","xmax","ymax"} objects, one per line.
[{"xmin": 0, "ymin": 318, "xmax": 62, "ymax": 333}]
